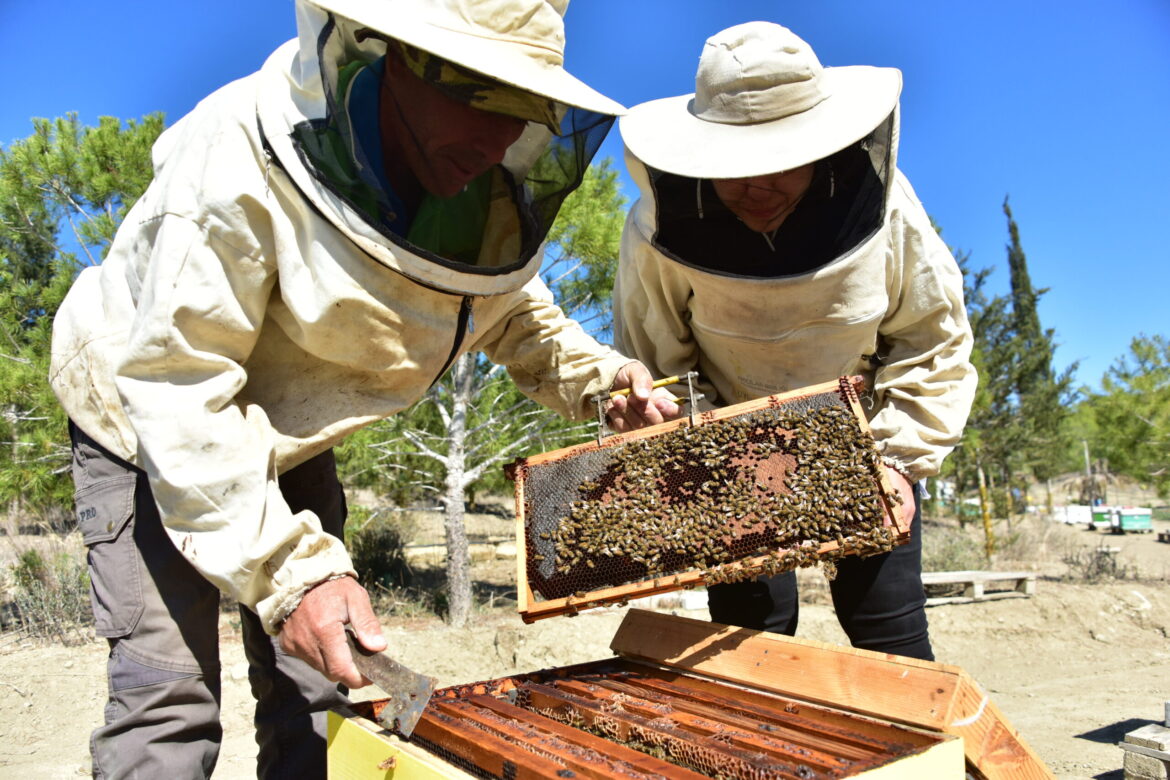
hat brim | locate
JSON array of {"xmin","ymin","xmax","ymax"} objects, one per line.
[
  {"xmin": 620, "ymin": 66, "xmax": 901, "ymax": 179},
  {"xmin": 315, "ymin": 0, "xmax": 625, "ymax": 117}
]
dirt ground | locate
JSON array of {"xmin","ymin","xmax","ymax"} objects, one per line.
[{"xmin": 2, "ymin": 514, "xmax": 1168, "ymax": 779}]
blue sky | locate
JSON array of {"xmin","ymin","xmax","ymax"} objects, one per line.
[{"xmin": 3, "ymin": 1, "xmax": 1168, "ymax": 390}]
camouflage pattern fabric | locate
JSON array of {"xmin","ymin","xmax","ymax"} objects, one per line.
[{"xmin": 391, "ymin": 39, "xmax": 561, "ymax": 132}]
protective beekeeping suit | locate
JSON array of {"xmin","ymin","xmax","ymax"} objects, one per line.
[
  {"xmin": 614, "ymin": 23, "xmax": 976, "ymax": 661},
  {"xmin": 49, "ymin": 1, "xmax": 677, "ymax": 776}
]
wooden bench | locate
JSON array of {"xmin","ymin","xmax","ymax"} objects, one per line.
[{"xmin": 922, "ymin": 570, "xmax": 1036, "ymax": 606}]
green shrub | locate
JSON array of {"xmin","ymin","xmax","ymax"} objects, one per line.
[
  {"xmin": 6, "ymin": 548, "xmax": 91, "ymax": 643},
  {"xmin": 12, "ymin": 549, "xmax": 48, "ymax": 590},
  {"xmin": 989, "ymin": 488, "xmax": 1011, "ymax": 520},
  {"xmin": 348, "ymin": 512, "xmax": 413, "ymax": 592}
]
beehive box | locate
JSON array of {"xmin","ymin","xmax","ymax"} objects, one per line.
[
  {"xmin": 507, "ymin": 378, "xmax": 910, "ymax": 622},
  {"xmin": 328, "ymin": 610, "xmax": 1053, "ymax": 780}
]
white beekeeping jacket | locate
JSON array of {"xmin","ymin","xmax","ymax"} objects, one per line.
[
  {"xmin": 50, "ymin": 0, "xmax": 628, "ymax": 632},
  {"xmin": 614, "ymin": 110, "xmax": 977, "ymax": 483}
]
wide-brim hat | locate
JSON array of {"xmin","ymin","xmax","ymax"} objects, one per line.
[
  {"xmin": 312, "ymin": 0, "xmax": 625, "ymax": 117},
  {"xmin": 620, "ymin": 22, "xmax": 901, "ymax": 180}
]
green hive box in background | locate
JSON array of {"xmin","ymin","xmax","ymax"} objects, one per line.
[
  {"xmin": 1090, "ymin": 507, "xmax": 1113, "ymax": 530},
  {"xmin": 1117, "ymin": 507, "xmax": 1153, "ymax": 533},
  {"xmin": 1092, "ymin": 506, "xmax": 1154, "ymax": 533}
]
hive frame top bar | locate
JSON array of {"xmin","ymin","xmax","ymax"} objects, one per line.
[
  {"xmin": 516, "ymin": 376, "xmax": 868, "ymax": 470},
  {"xmin": 590, "ymin": 370, "xmax": 704, "ymax": 442}
]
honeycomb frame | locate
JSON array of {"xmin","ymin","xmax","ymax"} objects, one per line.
[{"xmin": 507, "ymin": 377, "xmax": 910, "ymax": 622}]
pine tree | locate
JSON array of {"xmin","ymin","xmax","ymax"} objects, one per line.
[
  {"xmin": 945, "ymin": 200, "xmax": 1075, "ymax": 535},
  {"xmin": 1002, "ymin": 198, "xmax": 1076, "ymax": 494},
  {"xmin": 1084, "ymin": 335, "xmax": 1170, "ymax": 496},
  {"xmin": 942, "ymin": 235, "xmax": 1015, "ymax": 553},
  {"xmin": 0, "ymin": 114, "xmax": 163, "ymax": 523}
]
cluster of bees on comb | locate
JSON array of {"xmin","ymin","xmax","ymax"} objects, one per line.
[{"xmin": 542, "ymin": 403, "xmax": 901, "ymax": 592}]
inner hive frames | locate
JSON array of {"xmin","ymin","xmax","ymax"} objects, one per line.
[
  {"xmin": 386, "ymin": 657, "xmax": 952, "ymax": 780},
  {"xmin": 509, "ymin": 378, "xmax": 909, "ymax": 622}
]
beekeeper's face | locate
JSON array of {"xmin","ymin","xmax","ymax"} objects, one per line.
[
  {"xmin": 381, "ymin": 53, "xmax": 528, "ymax": 199},
  {"xmin": 712, "ymin": 165, "xmax": 815, "ymax": 234}
]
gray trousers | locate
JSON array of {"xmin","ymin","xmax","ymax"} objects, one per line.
[{"xmin": 70, "ymin": 423, "xmax": 349, "ymax": 779}]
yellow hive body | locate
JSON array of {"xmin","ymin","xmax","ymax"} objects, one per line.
[{"xmin": 328, "ymin": 610, "xmax": 1051, "ymax": 780}]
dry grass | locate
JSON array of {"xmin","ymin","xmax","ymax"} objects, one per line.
[
  {"xmin": 5, "ymin": 489, "xmax": 1164, "ymax": 644},
  {"xmin": 0, "ymin": 526, "xmax": 91, "ymax": 644}
]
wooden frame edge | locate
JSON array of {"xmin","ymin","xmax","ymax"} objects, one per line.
[
  {"xmin": 513, "ymin": 377, "xmax": 911, "ymax": 623},
  {"xmin": 608, "ymin": 609, "xmax": 1053, "ymax": 780},
  {"xmin": 512, "ymin": 378, "xmax": 850, "ymax": 469}
]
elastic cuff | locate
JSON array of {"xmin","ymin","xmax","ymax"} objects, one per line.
[
  {"xmin": 880, "ymin": 456, "xmax": 920, "ymax": 485},
  {"xmin": 580, "ymin": 358, "xmax": 633, "ymax": 420}
]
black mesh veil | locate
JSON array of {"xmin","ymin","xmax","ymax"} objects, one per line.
[
  {"xmin": 520, "ymin": 108, "xmax": 614, "ymax": 259},
  {"xmin": 649, "ymin": 113, "xmax": 895, "ymax": 278}
]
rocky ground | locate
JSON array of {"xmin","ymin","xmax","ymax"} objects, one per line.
[{"xmin": 1, "ymin": 512, "xmax": 1168, "ymax": 779}]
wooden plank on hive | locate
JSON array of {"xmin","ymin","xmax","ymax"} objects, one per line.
[
  {"xmin": 609, "ymin": 609, "xmax": 1053, "ymax": 780},
  {"xmin": 545, "ymin": 676, "xmax": 868, "ymax": 774},
  {"xmin": 459, "ymin": 693, "xmax": 711, "ymax": 779},
  {"xmin": 586, "ymin": 672, "xmax": 914, "ymax": 761},
  {"xmin": 519, "ymin": 680, "xmax": 829, "ymax": 779}
]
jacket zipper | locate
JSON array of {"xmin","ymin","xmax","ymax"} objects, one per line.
[
  {"xmin": 430, "ymin": 295, "xmax": 474, "ymax": 389},
  {"xmin": 258, "ymin": 119, "xmax": 478, "ymax": 391}
]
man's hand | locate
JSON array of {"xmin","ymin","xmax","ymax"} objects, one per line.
[
  {"xmin": 883, "ymin": 466, "xmax": 916, "ymax": 527},
  {"xmin": 606, "ymin": 362, "xmax": 684, "ymax": 433},
  {"xmin": 279, "ymin": 575, "xmax": 386, "ymax": 689}
]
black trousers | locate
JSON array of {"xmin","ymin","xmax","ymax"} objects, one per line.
[{"xmin": 707, "ymin": 500, "xmax": 932, "ymax": 661}]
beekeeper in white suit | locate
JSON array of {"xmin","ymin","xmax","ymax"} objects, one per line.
[
  {"xmin": 614, "ymin": 23, "xmax": 977, "ymax": 663},
  {"xmin": 49, "ymin": 0, "xmax": 677, "ymax": 775}
]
